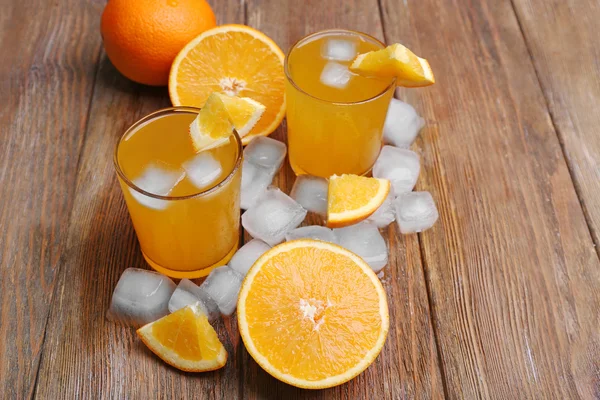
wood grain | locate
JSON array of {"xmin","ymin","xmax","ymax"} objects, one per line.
[
  {"xmin": 379, "ymin": 0, "xmax": 600, "ymax": 398},
  {"xmin": 240, "ymin": 1, "xmax": 444, "ymax": 398},
  {"xmin": 33, "ymin": 0, "xmax": 246, "ymax": 397},
  {"xmin": 510, "ymin": 0, "xmax": 600, "ymax": 249},
  {"xmin": 0, "ymin": 0, "xmax": 103, "ymax": 398}
]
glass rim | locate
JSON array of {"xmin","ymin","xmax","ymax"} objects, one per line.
[
  {"xmin": 113, "ymin": 106, "xmax": 243, "ymax": 201},
  {"xmin": 284, "ymin": 29, "xmax": 396, "ymax": 105}
]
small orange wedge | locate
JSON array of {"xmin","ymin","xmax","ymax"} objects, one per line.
[
  {"xmin": 350, "ymin": 43, "xmax": 435, "ymax": 87},
  {"xmin": 327, "ymin": 174, "xmax": 390, "ymax": 228},
  {"xmin": 169, "ymin": 24, "xmax": 286, "ymax": 144},
  {"xmin": 137, "ymin": 304, "xmax": 227, "ymax": 372},
  {"xmin": 238, "ymin": 239, "xmax": 389, "ymax": 389}
]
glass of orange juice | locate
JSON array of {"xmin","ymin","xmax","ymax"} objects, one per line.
[
  {"xmin": 114, "ymin": 107, "xmax": 242, "ymax": 279},
  {"xmin": 285, "ymin": 29, "xmax": 395, "ymax": 178}
]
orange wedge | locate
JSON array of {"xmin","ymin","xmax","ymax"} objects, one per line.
[
  {"xmin": 238, "ymin": 240, "xmax": 389, "ymax": 389},
  {"xmin": 189, "ymin": 92, "xmax": 234, "ymax": 152},
  {"xmin": 327, "ymin": 174, "xmax": 390, "ymax": 228},
  {"xmin": 137, "ymin": 304, "xmax": 227, "ymax": 372},
  {"xmin": 170, "ymin": 24, "xmax": 286, "ymax": 144},
  {"xmin": 350, "ymin": 43, "xmax": 435, "ymax": 87}
]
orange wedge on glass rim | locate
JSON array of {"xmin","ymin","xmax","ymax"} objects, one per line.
[
  {"xmin": 169, "ymin": 24, "xmax": 285, "ymax": 145},
  {"xmin": 327, "ymin": 174, "xmax": 391, "ymax": 228},
  {"xmin": 350, "ymin": 43, "xmax": 435, "ymax": 87},
  {"xmin": 237, "ymin": 239, "xmax": 389, "ymax": 389},
  {"xmin": 136, "ymin": 304, "xmax": 227, "ymax": 372}
]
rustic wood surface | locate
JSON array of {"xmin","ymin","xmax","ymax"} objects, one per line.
[{"xmin": 0, "ymin": 0, "xmax": 598, "ymax": 399}]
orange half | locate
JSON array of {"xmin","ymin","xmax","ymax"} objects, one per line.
[
  {"xmin": 238, "ymin": 240, "xmax": 389, "ymax": 389},
  {"xmin": 169, "ymin": 24, "xmax": 285, "ymax": 144}
]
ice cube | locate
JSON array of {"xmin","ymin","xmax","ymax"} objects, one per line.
[
  {"xmin": 290, "ymin": 175, "xmax": 328, "ymax": 216},
  {"xmin": 200, "ymin": 266, "xmax": 243, "ymax": 316},
  {"xmin": 107, "ymin": 268, "xmax": 176, "ymax": 327},
  {"xmin": 394, "ymin": 191, "xmax": 439, "ymax": 234},
  {"xmin": 241, "ymin": 160, "xmax": 276, "ymax": 210},
  {"xmin": 320, "ymin": 61, "xmax": 352, "ymax": 90},
  {"xmin": 373, "ymin": 146, "xmax": 420, "ymax": 194},
  {"xmin": 242, "ymin": 187, "xmax": 308, "ymax": 246},
  {"xmin": 334, "ymin": 222, "xmax": 388, "ymax": 272},
  {"xmin": 321, "ymin": 39, "xmax": 357, "ymax": 61},
  {"xmin": 383, "ymin": 98, "xmax": 425, "ymax": 148},
  {"xmin": 229, "ymin": 239, "xmax": 272, "ymax": 275},
  {"xmin": 367, "ymin": 188, "xmax": 396, "ymax": 228},
  {"xmin": 129, "ymin": 162, "xmax": 185, "ymax": 210},
  {"xmin": 285, "ymin": 225, "xmax": 337, "ymax": 243},
  {"xmin": 244, "ymin": 136, "xmax": 287, "ymax": 170},
  {"xmin": 168, "ymin": 279, "xmax": 219, "ymax": 320},
  {"xmin": 181, "ymin": 152, "xmax": 222, "ymax": 190}
]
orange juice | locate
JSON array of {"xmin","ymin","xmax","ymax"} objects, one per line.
[
  {"xmin": 114, "ymin": 107, "xmax": 242, "ymax": 279},
  {"xmin": 285, "ymin": 30, "xmax": 395, "ymax": 178}
]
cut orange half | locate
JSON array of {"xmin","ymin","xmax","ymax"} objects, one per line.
[
  {"xmin": 327, "ymin": 174, "xmax": 391, "ymax": 228},
  {"xmin": 170, "ymin": 24, "xmax": 285, "ymax": 144},
  {"xmin": 137, "ymin": 304, "xmax": 227, "ymax": 372},
  {"xmin": 238, "ymin": 240, "xmax": 389, "ymax": 389},
  {"xmin": 350, "ymin": 43, "xmax": 435, "ymax": 87}
]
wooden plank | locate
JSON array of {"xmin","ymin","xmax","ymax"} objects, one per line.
[
  {"xmin": 33, "ymin": 1, "xmax": 245, "ymax": 397},
  {"xmin": 0, "ymin": 0, "xmax": 103, "ymax": 398},
  {"xmin": 240, "ymin": 1, "xmax": 444, "ymax": 398},
  {"xmin": 379, "ymin": 0, "xmax": 600, "ymax": 398},
  {"xmin": 511, "ymin": 0, "xmax": 600, "ymax": 247}
]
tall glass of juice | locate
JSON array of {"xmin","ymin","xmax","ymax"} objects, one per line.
[
  {"xmin": 285, "ymin": 29, "xmax": 395, "ymax": 178},
  {"xmin": 114, "ymin": 107, "xmax": 242, "ymax": 279}
]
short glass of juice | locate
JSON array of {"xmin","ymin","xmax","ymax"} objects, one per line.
[
  {"xmin": 114, "ymin": 107, "xmax": 242, "ymax": 279},
  {"xmin": 285, "ymin": 29, "xmax": 396, "ymax": 178}
]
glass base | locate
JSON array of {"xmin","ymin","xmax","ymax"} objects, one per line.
[
  {"xmin": 290, "ymin": 162, "xmax": 373, "ymax": 178},
  {"xmin": 142, "ymin": 238, "xmax": 239, "ymax": 279}
]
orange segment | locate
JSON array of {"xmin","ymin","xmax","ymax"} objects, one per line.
[
  {"xmin": 189, "ymin": 92, "xmax": 234, "ymax": 152},
  {"xmin": 137, "ymin": 304, "xmax": 227, "ymax": 372},
  {"xmin": 327, "ymin": 174, "xmax": 390, "ymax": 228},
  {"xmin": 169, "ymin": 24, "xmax": 286, "ymax": 144},
  {"xmin": 238, "ymin": 240, "xmax": 389, "ymax": 389},
  {"xmin": 350, "ymin": 43, "xmax": 435, "ymax": 87}
]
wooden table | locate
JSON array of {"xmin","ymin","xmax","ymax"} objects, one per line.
[{"xmin": 1, "ymin": 0, "xmax": 599, "ymax": 398}]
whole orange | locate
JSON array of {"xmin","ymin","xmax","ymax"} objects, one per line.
[{"xmin": 101, "ymin": 0, "xmax": 216, "ymax": 86}]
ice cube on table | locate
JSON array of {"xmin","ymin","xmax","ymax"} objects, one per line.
[
  {"xmin": 290, "ymin": 175, "xmax": 329, "ymax": 216},
  {"xmin": 181, "ymin": 152, "xmax": 222, "ymax": 190},
  {"xmin": 394, "ymin": 191, "xmax": 439, "ymax": 234},
  {"xmin": 200, "ymin": 266, "xmax": 243, "ymax": 316},
  {"xmin": 334, "ymin": 222, "xmax": 388, "ymax": 272},
  {"xmin": 321, "ymin": 39, "xmax": 357, "ymax": 61},
  {"xmin": 383, "ymin": 98, "xmax": 425, "ymax": 148},
  {"xmin": 373, "ymin": 146, "xmax": 420, "ymax": 194},
  {"xmin": 229, "ymin": 239, "xmax": 272, "ymax": 275},
  {"xmin": 244, "ymin": 136, "xmax": 287, "ymax": 170},
  {"xmin": 367, "ymin": 188, "xmax": 396, "ymax": 228},
  {"xmin": 285, "ymin": 225, "xmax": 337, "ymax": 244},
  {"xmin": 241, "ymin": 160, "xmax": 276, "ymax": 210},
  {"xmin": 242, "ymin": 187, "xmax": 308, "ymax": 246},
  {"xmin": 129, "ymin": 162, "xmax": 185, "ymax": 210},
  {"xmin": 107, "ymin": 268, "xmax": 176, "ymax": 327},
  {"xmin": 168, "ymin": 279, "xmax": 219, "ymax": 320},
  {"xmin": 320, "ymin": 61, "xmax": 352, "ymax": 90}
]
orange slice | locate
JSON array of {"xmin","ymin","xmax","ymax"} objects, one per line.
[
  {"xmin": 170, "ymin": 24, "xmax": 285, "ymax": 144},
  {"xmin": 137, "ymin": 304, "xmax": 227, "ymax": 372},
  {"xmin": 327, "ymin": 174, "xmax": 390, "ymax": 228},
  {"xmin": 189, "ymin": 92, "xmax": 234, "ymax": 152},
  {"xmin": 350, "ymin": 43, "xmax": 435, "ymax": 87},
  {"xmin": 238, "ymin": 240, "xmax": 389, "ymax": 389}
]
